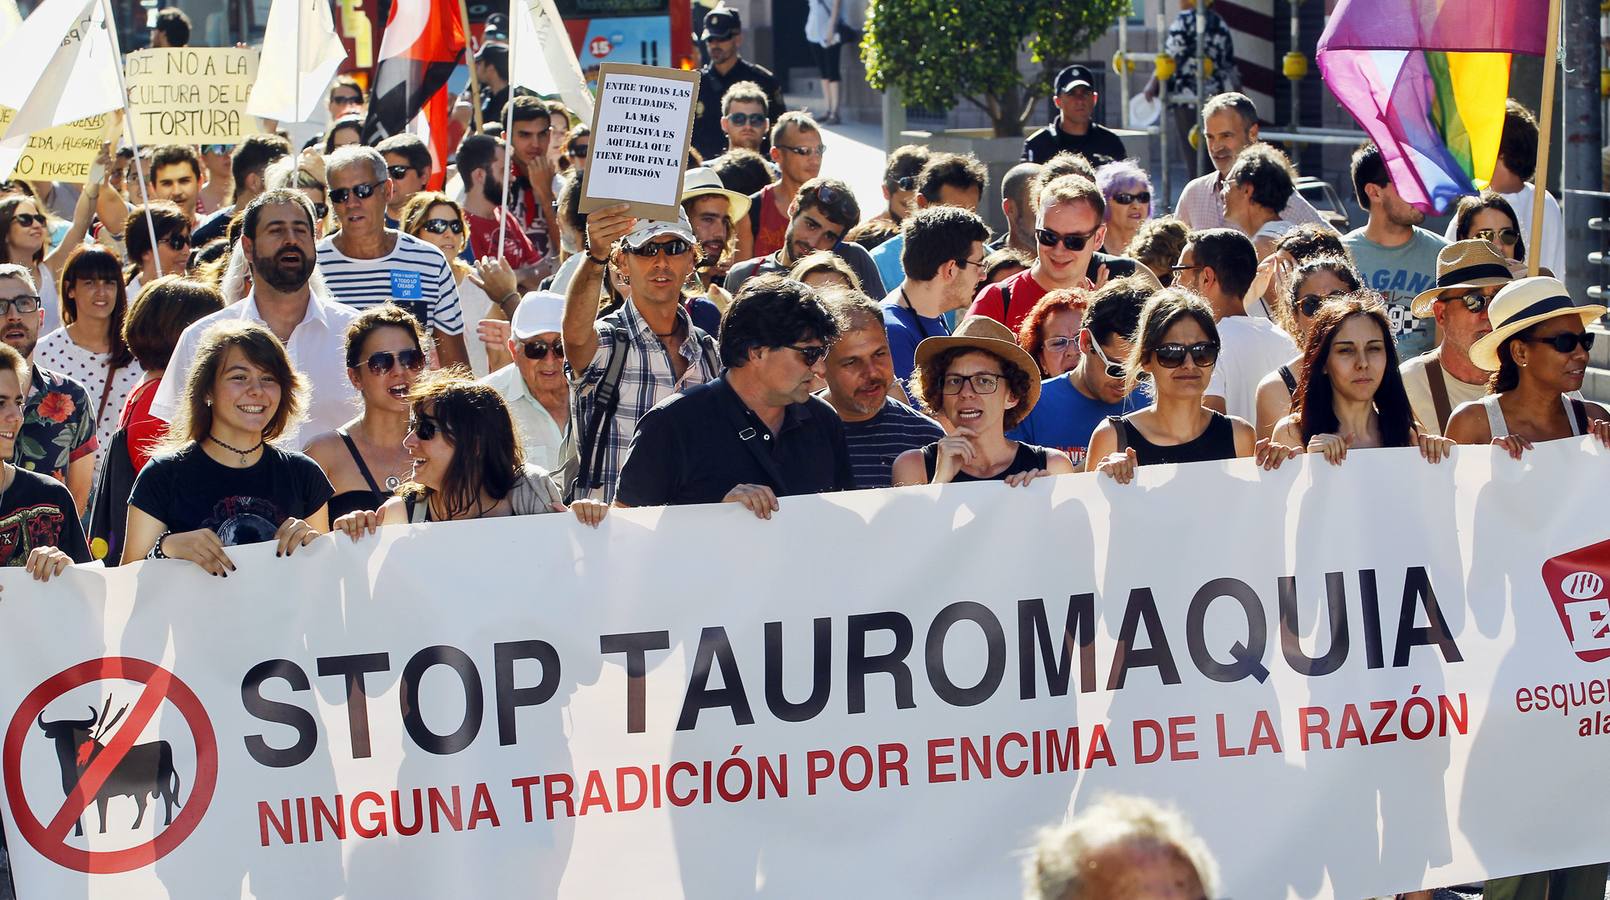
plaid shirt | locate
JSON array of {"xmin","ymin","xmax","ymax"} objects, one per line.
[{"xmin": 571, "ymin": 300, "xmax": 719, "ymax": 502}]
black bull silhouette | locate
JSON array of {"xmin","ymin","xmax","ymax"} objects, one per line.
[{"xmin": 36, "ymin": 704, "xmax": 183, "ymax": 836}]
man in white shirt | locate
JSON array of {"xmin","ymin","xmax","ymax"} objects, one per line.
[
  {"xmin": 1172, "ymin": 93, "xmax": 1329, "ymax": 232},
  {"xmin": 1441, "ymin": 100, "xmax": 1566, "ymax": 279},
  {"xmin": 480, "ymin": 291, "xmax": 570, "ymax": 473},
  {"xmin": 1174, "ymin": 228, "xmax": 1297, "ymax": 421},
  {"xmin": 152, "ymin": 191, "xmax": 359, "ymax": 446},
  {"xmin": 1400, "ymin": 240, "xmax": 1508, "ymax": 436}
]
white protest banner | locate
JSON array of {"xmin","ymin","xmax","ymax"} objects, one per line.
[
  {"xmin": 579, "ymin": 62, "xmax": 698, "ymax": 220},
  {"xmin": 0, "ymin": 108, "xmax": 118, "ymax": 183},
  {"xmin": 2, "ymin": 442, "xmax": 1610, "ymax": 897},
  {"xmin": 124, "ymin": 47, "xmax": 266, "ymax": 145},
  {"xmin": 510, "ymin": 0, "xmax": 594, "ymax": 121},
  {"xmin": 246, "ymin": 0, "xmax": 349, "ymax": 124}
]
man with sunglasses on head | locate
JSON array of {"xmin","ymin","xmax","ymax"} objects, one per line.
[
  {"xmin": 1022, "ymin": 65, "xmax": 1129, "ymax": 167},
  {"xmin": 377, "ymin": 134, "xmax": 432, "ymax": 226},
  {"xmin": 316, "ymin": 146, "xmax": 471, "ymax": 369},
  {"xmin": 1399, "ymin": 240, "xmax": 1508, "ymax": 436},
  {"xmin": 1343, "ymin": 142, "xmax": 1447, "ymax": 359},
  {"xmin": 1174, "ymin": 228, "xmax": 1296, "ymax": 422},
  {"xmin": 750, "ymin": 112, "xmax": 827, "ymax": 258},
  {"xmin": 191, "ymin": 134, "xmax": 292, "ymax": 248},
  {"xmin": 871, "ymin": 152, "xmax": 987, "ymax": 292},
  {"xmin": 616, "ymin": 276, "xmax": 851, "ymax": 518},
  {"xmin": 691, "ymin": 5, "xmax": 786, "ymax": 161},
  {"xmin": 880, "ymin": 206, "xmax": 991, "ymax": 386},
  {"xmin": 152, "ymin": 190, "xmax": 361, "ymax": 447},
  {"xmin": 968, "ymin": 174, "xmax": 1137, "ymax": 332},
  {"xmin": 457, "ymin": 134, "xmax": 543, "ymax": 293},
  {"xmin": 1008, "ymin": 276, "xmax": 1153, "ymax": 467},
  {"xmin": 480, "ymin": 291, "xmax": 571, "ymax": 471},
  {"xmin": 727, "ymin": 177, "xmax": 883, "ymax": 298},
  {"xmin": 563, "ymin": 206, "xmax": 722, "ymax": 502}
]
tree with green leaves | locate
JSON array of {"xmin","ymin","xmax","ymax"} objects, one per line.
[{"xmin": 862, "ymin": 0, "xmax": 1133, "ymax": 138}]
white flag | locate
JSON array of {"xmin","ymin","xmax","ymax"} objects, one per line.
[
  {"xmin": 510, "ymin": 0, "xmax": 594, "ymax": 121},
  {"xmin": 247, "ymin": 0, "xmax": 348, "ymax": 123},
  {"xmin": 0, "ymin": 0, "xmax": 123, "ymax": 179}
]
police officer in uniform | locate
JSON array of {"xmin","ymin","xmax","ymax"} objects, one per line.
[{"xmin": 690, "ymin": 6, "xmax": 787, "ymax": 161}]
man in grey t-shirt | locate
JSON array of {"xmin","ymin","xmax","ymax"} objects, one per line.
[{"xmin": 1342, "ymin": 142, "xmax": 1448, "ymax": 359}]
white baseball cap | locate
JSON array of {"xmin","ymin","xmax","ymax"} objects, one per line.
[
  {"xmin": 622, "ymin": 210, "xmax": 697, "ymax": 249},
  {"xmin": 510, "ymin": 291, "xmax": 565, "ymax": 340}
]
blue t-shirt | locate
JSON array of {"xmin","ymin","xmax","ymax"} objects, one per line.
[
  {"xmin": 1341, "ymin": 226, "xmax": 1447, "ymax": 358},
  {"xmin": 870, "ymin": 232, "xmax": 906, "ymax": 293},
  {"xmin": 1008, "ymin": 373, "xmax": 1147, "ymax": 468},
  {"xmin": 880, "ymin": 299, "xmax": 950, "ymax": 385},
  {"xmin": 840, "ymin": 396, "xmax": 945, "ymax": 489}
]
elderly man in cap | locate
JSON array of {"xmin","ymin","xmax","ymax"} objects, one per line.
[
  {"xmin": 1022, "ymin": 65, "xmax": 1129, "ymax": 166},
  {"xmin": 1399, "ymin": 240, "xmax": 1511, "ymax": 436},
  {"xmin": 563, "ymin": 204, "xmax": 723, "ymax": 501},
  {"xmin": 480, "ymin": 291, "xmax": 572, "ymax": 472},
  {"xmin": 681, "ymin": 166, "xmax": 751, "ymax": 299},
  {"xmin": 691, "ymin": 5, "xmax": 787, "ymax": 160}
]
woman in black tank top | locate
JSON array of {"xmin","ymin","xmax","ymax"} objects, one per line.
[
  {"xmin": 1253, "ymin": 257, "xmax": 1359, "ymax": 440},
  {"xmin": 892, "ymin": 317, "xmax": 1074, "ymax": 487},
  {"xmin": 305, "ymin": 308, "xmax": 428, "ymax": 520},
  {"xmin": 1086, "ymin": 289, "xmax": 1297, "ymax": 483}
]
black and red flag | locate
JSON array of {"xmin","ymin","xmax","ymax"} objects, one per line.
[{"xmin": 360, "ymin": 0, "xmax": 466, "ymax": 188}]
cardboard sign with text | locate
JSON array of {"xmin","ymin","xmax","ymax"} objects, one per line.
[
  {"xmin": 578, "ymin": 63, "xmax": 699, "ymax": 222},
  {"xmin": 0, "ymin": 109, "xmax": 120, "ymax": 183},
  {"xmin": 124, "ymin": 48, "xmax": 266, "ymax": 145}
]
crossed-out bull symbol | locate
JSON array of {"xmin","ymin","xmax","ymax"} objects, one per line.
[{"xmin": 36, "ymin": 696, "xmax": 184, "ymax": 835}]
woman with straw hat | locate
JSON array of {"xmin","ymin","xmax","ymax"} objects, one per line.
[
  {"xmin": 1445, "ymin": 276, "xmax": 1610, "ymax": 457},
  {"xmin": 892, "ymin": 316, "xmax": 1075, "ymax": 486}
]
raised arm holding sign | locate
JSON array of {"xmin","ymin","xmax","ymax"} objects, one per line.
[{"xmin": 578, "ymin": 64, "xmax": 699, "ymax": 222}]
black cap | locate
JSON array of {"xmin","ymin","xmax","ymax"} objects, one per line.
[
  {"xmin": 702, "ymin": 7, "xmax": 740, "ymax": 40},
  {"xmin": 475, "ymin": 42, "xmax": 508, "ymax": 63},
  {"xmin": 1055, "ymin": 64, "xmax": 1095, "ymax": 94}
]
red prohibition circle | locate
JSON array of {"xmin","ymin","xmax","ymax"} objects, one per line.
[{"xmin": 3, "ymin": 657, "xmax": 218, "ymax": 874}]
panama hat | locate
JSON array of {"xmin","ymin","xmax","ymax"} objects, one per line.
[
  {"xmin": 1410, "ymin": 240, "xmax": 1516, "ymax": 318},
  {"xmin": 1467, "ymin": 276, "xmax": 1607, "ymax": 371},
  {"xmin": 913, "ymin": 315, "xmax": 1042, "ymax": 414},
  {"xmin": 680, "ymin": 166, "xmax": 751, "ymax": 223}
]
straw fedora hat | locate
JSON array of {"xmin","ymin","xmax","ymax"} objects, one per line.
[
  {"xmin": 913, "ymin": 315, "xmax": 1042, "ymax": 414},
  {"xmin": 1410, "ymin": 240, "xmax": 1515, "ymax": 318},
  {"xmin": 1467, "ymin": 276, "xmax": 1607, "ymax": 371},
  {"xmin": 679, "ymin": 166, "xmax": 751, "ymax": 223}
]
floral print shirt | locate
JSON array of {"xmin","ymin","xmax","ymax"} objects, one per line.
[
  {"xmin": 1162, "ymin": 8, "xmax": 1239, "ymax": 103},
  {"xmin": 19, "ymin": 365, "xmax": 97, "ymax": 480}
]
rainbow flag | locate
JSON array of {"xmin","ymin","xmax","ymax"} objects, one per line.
[{"xmin": 1317, "ymin": 1, "xmax": 1546, "ymax": 213}]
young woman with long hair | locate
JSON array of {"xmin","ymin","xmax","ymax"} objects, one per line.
[{"xmin": 1252, "ymin": 257, "xmax": 1361, "ymax": 439}]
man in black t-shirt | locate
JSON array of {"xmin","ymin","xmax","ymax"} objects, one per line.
[
  {"xmin": 1021, "ymin": 65, "xmax": 1129, "ymax": 166},
  {"xmin": 690, "ymin": 7, "xmax": 787, "ymax": 161}
]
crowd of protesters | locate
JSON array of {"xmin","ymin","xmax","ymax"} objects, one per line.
[{"xmin": 0, "ymin": 7, "xmax": 1602, "ymax": 896}]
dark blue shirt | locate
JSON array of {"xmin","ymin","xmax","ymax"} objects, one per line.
[
  {"xmin": 839, "ymin": 397, "xmax": 945, "ymax": 489},
  {"xmin": 1008, "ymin": 374, "xmax": 1148, "ymax": 468},
  {"xmin": 880, "ymin": 299, "xmax": 950, "ymax": 386}
]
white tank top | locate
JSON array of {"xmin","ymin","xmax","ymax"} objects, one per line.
[{"xmin": 1479, "ymin": 393, "xmax": 1583, "ymax": 439}]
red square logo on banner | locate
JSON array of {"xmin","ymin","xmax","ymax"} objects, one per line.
[{"xmin": 1542, "ymin": 539, "xmax": 1610, "ymax": 662}]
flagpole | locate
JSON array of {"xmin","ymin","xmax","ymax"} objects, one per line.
[
  {"xmin": 459, "ymin": 0, "xmax": 483, "ymax": 132},
  {"xmin": 1528, "ymin": 0, "xmax": 1561, "ymax": 278},
  {"xmin": 495, "ymin": 0, "xmax": 516, "ymax": 261},
  {"xmin": 98, "ymin": 0, "xmax": 163, "ymax": 277}
]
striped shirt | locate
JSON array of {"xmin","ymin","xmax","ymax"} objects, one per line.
[
  {"xmin": 572, "ymin": 300, "xmax": 720, "ymax": 502},
  {"xmin": 315, "ymin": 232, "xmax": 466, "ymax": 335},
  {"xmin": 840, "ymin": 397, "xmax": 945, "ymax": 489}
]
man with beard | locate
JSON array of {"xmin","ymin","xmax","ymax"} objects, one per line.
[
  {"xmin": 1399, "ymin": 241, "xmax": 1507, "ymax": 436},
  {"xmin": 690, "ymin": 6, "xmax": 786, "ymax": 161},
  {"xmin": 726, "ymin": 177, "xmax": 881, "ymax": 296},
  {"xmin": 0, "ymin": 265, "xmax": 97, "ymax": 513},
  {"xmin": 749, "ymin": 112, "xmax": 827, "ymax": 258},
  {"xmin": 153, "ymin": 190, "xmax": 360, "ymax": 445},
  {"xmin": 818, "ymin": 289, "xmax": 942, "ymax": 488},
  {"xmin": 680, "ymin": 166, "xmax": 750, "ymax": 293},
  {"xmin": 1343, "ymin": 142, "xmax": 1448, "ymax": 358},
  {"xmin": 457, "ymin": 134, "xmax": 543, "ymax": 292},
  {"xmin": 315, "ymin": 146, "xmax": 470, "ymax": 369}
]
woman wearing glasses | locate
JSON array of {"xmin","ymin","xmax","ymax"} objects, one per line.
[
  {"xmin": 1252, "ymin": 257, "xmax": 1360, "ymax": 439},
  {"xmin": 1270, "ymin": 297, "xmax": 1453, "ymax": 465},
  {"xmin": 1088, "ymin": 289, "xmax": 1297, "ymax": 482},
  {"xmin": 332, "ymin": 369, "xmax": 607, "ymax": 534},
  {"xmin": 1451, "ymin": 190, "xmax": 1528, "ymax": 268},
  {"xmin": 306, "ymin": 307, "xmax": 428, "ymax": 520},
  {"xmin": 1016, "ymin": 288, "xmax": 1087, "ymax": 377},
  {"xmin": 1096, "ymin": 161, "xmax": 1152, "ymax": 257},
  {"xmin": 123, "ymin": 321, "xmax": 332, "ymax": 573},
  {"xmin": 0, "ymin": 194, "xmax": 95, "ymax": 336},
  {"xmin": 1446, "ymin": 276, "xmax": 1610, "ymax": 456},
  {"xmin": 124, "ymin": 201, "xmax": 192, "ymax": 291},
  {"xmin": 400, "ymin": 191, "xmax": 515, "ymax": 376},
  {"xmin": 892, "ymin": 316, "xmax": 1074, "ymax": 486}
]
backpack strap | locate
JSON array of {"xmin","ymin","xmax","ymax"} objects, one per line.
[
  {"xmin": 1424, "ymin": 357, "xmax": 1453, "ymax": 433},
  {"xmin": 572, "ymin": 322, "xmax": 632, "ymax": 499},
  {"xmin": 1108, "ymin": 415, "xmax": 1128, "ymax": 454},
  {"xmin": 999, "ymin": 281, "xmax": 1014, "ymax": 325}
]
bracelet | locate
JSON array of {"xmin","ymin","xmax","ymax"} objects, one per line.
[
  {"xmin": 148, "ymin": 530, "xmax": 172, "ymax": 560},
  {"xmin": 586, "ymin": 252, "xmax": 609, "ymax": 266},
  {"xmin": 499, "ymin": 290, "xmax": 520, "ymax": 313}
]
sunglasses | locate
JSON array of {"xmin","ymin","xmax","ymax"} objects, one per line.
[
  {"xmin": 1523, "ymin": 331, "xmax": 1596, "ymax": 354},
  {"xmin": 890, "ymin": 174, "xmax": 917, "ymax": 192},
  {"xmin": 164, "ymin": 232, "xmax": 191, "ymax": 251},
  {"xmin": 410, "ymin": 412, "xmax": 442, "ymax": 441},
  {"xmin": 314, "ymin": 202, "xmax": 329, "ymax": 219},
  {"xmin": 726, "ymin": 112, "xmax": 766, "ymax": 128},
  {"xmin": 0, "ymin": 294, "xmax": 40, "ymax": 315},
  {"xmin": 787, "ymin": 343, "xmax": 829, "ymax": 366},
  {"xmin": 1441, "ymin": 286, "xmax": 1501, "ymax": 313},
  {"xmin": 1036, "ymin": 226, "xmax": 1100, "ymax": 252},
  {"xmin": 1475, "ymin": 227, "xmax": 1520, "ymax": 246},
  {"xmin": 1111, "ymin": 191, "xmax": 1151, "ymax": 206},
  {"xmin": 1086, "ymin": 331, "xmax": 1126, "ymax": 379},
  {"xmin": 568, "ymin": 145, "xmax": 590, "ymax": 158},
  {"xmin": 778, "ymin": 143, "xmax": 827, "ymax": 158},
  {"xmin": 329, "ymin": 181, "xmax": 382, "ymax": 205},
  {"xmin": 1296, "ymin": 289, "xmax": 1349, "ymax": 319},
  {"xmin": 364, "ymin": 349, "xmax": 427, "ymax": 375},
  {"xmin": 941, "ymin": 372, "xmax": 1003, "ymax": 395},
  {"xmin": 422, "ymin": 218, "xmax": 465, "ymax": 235},
  {"xmin": 1153, "ymin": 341, "xmax": 1220, "ymax": 368},
  {"xmin": 331, "ymin": 93, "xmax": 363, "ymax": 106},
  {"xmin": 12, "ymin": 214, "xmax": 45, "ymax": 228},
  {"xmin": 201, "ymin": 144, "xmax": 230, "ymax": 156},
  {"xmin": 624, "ymin": 238, "xmax": 691, "ymax": 257},
  {"xmin": 386, "ymin": 164, "xmax": 416, "ymax": 181},
  {"xmin": 522, "ymin": 338, "xmax": 564, "ymax": 361}
]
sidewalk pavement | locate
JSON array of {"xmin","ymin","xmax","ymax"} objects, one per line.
[{"xmin": 784, "ymin": 99, "xmax": 889, "ymax": 225}]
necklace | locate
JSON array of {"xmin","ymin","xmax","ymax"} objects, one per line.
[{"xmin": 209, "ymin": 434, "xmax": 265, "ymax": 465}]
